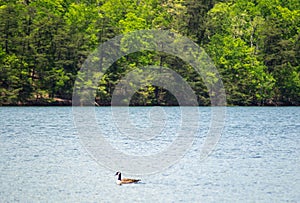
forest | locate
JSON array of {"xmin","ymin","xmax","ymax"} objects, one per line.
[{"xmin": 0, "ymin": 0, "xmax": 299, "ymax": 106}]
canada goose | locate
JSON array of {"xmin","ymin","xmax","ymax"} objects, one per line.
[{"xmin": 115, "ymin": 171, "xmax": 141, "ymax": 185}]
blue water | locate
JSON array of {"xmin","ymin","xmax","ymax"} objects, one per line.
[{"xmin": 0, "ymin": 107, "xmax": 299, "ymax": 202}]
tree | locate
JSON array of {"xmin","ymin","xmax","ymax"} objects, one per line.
[{"xmin": 205, "ymin": 0, "xmax": 275, "ymax": 105}]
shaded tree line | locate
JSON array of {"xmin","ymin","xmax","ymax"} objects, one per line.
[{"xmin": 0, "ymin": 0, "xmax": 299, "ymax": 106}]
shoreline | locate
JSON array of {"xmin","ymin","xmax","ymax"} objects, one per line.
[
  {"xmin": 1, "ymin": 97, "xmax": 299, "ymax": 107},
  {"xmin": 1, "ymin": 101, "xmax": 299, "ymax": 107}
]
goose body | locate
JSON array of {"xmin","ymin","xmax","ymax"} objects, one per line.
[{"xmin": 115, "ymin": 172, "xmax": 140, "ymax": 185}]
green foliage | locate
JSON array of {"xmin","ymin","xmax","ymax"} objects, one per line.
[
  {"xmin": 206, "ymin": 0, "xmax": 300, "ymax": 105},
  {"xmin": 207, "ymin": 34, "xmax": 274, "ymax": 105},
  {"xmin": 0, "ymin": 0, "xmax": 299, "ymax": 105}
]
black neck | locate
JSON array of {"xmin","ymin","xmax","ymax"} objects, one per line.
[{"xmin": 118, "ymin": 173, "xmax": 121, "ymax": 180}]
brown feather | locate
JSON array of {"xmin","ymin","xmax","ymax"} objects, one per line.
[{"xmin": 121, "ymin": 178, "xmax": 140, "ymax": 184}]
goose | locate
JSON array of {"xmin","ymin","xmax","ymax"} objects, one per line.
[{"xmin": 115, "ymin": 171, "xmax": 141, "ymax": 185}]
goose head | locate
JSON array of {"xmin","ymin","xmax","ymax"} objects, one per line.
[{"xmin": 115, "ymin": 171, "xmax": 122, "ymax": 185}]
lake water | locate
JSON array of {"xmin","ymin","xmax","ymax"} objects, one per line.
[{"xmin": 0, "ymin": 107, "xmax": 299, "ymax": 202}]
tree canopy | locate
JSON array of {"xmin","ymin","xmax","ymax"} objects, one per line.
[{"xmin": 1, "ymin": 0, "xmax": 299, "ymax": 106}]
